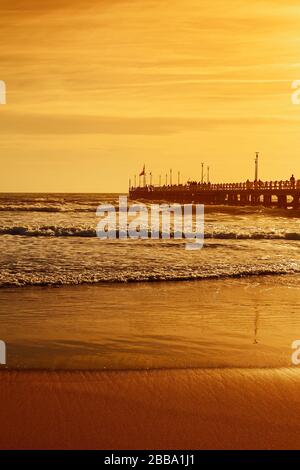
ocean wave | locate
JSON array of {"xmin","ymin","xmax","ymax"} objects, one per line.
[
  {"xmin": 0, "ymin": 225, "xmax": 300, "ymax": 240},
  {"xmin": 1, "ymin": 201, "xmax": 300, "ymax": 218},
  {"xmin": 0, "ymin": 205, "xmax": 96, "ymax": 213},
  {"xmin": 1, "ymin": 266, "xmax": 299, "ymax": 288},
  {"xmin": 0, "ymin": 226, "xmax": 96, "ymax": 237}
]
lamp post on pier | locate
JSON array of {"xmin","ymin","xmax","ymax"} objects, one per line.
[
  {"xmin": 255, "ymin": 152, "xmax": 259, "ymax": 182},
  {"xmin": 201, "ymin": 162, "xmax": 204, "ymax": 184}
]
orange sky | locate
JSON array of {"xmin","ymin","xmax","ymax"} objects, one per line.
[{"xmin": 1, "ymin": 0, "xmax": 300, "ymax": 192}]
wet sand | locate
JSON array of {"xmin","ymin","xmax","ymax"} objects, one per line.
[
  {"xmin": 0, "ymin": 367, "xmax": 300, "ymax": 449},
  {"xmin": 1, "ymin": 277, "xmax": 300, "ymax": 449},
  {"xmin": 1, "ymin": 276, "xmax": 300, "ymax": 370}
]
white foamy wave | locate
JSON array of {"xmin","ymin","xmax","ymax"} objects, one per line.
[
  {"xmin": 0, "ymin": 205, "xmax": 96, "ymax": 213},
  {"xmin": 1, "ymin": 265, "xmax": 300, "ymax": 288},
  {"xmin": 0, "ymin": 225, "xmax": 96, "ymax": 237},
  {"xmin": 0, "ymin": 225, "xmax": 300, "ymax": 240}
]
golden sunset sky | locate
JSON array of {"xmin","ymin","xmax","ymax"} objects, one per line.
[{"xmin": 1, "ymin": 0, "xmax": 300, "ymax": 192}]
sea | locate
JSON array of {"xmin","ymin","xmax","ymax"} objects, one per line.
[{"xmin": 0, "ymin": 192, "xmax": 299, "ymax": 370}]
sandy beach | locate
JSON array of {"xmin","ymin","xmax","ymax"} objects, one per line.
[
  {"xmin": 0, "ymin": 367, "xmax": 300, "ymax": 450},
  {"xmin": 1, "ymin": 276, "xmax": 300, "ymax": 449}
]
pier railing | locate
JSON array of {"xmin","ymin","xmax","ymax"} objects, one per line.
[{"xmin": 131, "ymin": 180, "xmax": 300, "ymax": 192}]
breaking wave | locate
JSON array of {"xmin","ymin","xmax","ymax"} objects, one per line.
[
  {"xmin": 0, "ymin": 205, "xmax": 95, "ymax": 213},
  {"xmin": 0, "ymin": 225, "xmax": 300, "ymax": 240},
  {"xmin": 1, "ymin": 265, "xmax": 300, "ymax": 288}
]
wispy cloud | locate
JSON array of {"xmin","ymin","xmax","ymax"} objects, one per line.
[{"xmin": 1, "ymin": 111, "xmax": 299, "ymax": 136}]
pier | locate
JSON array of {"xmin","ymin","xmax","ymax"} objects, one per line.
[{"xmin": 129, "ymin": 179, "xmax": 300, "ymax": 209}]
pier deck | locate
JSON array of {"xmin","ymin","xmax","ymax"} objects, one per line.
[{"xmin": 129, "ymin": 181, "xmax": 300, "ymax": 209}]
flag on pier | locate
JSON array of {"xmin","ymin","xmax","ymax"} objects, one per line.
[{"xmin": 139, "ymin": 165, "xmax": 145, "ymax": 177}]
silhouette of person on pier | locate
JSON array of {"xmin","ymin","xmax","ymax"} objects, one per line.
[{"xmin": 290, "ymin": 174, "xmax": 295, "ymax": 188}]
